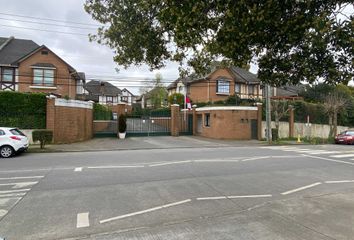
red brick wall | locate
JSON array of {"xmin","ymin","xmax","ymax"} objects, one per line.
[
  {"xmin": 195, "ymin": 108, "xmax": 258, "ymax": 140},
  {"xmin": 109, "ymin": 104, "xmax": 132, "ymax": 116},
  {"xmin": 46, "ymin": 99, "xmax": 93, "ymax": 143},
  {"xmin": 18, "ymin": 47, "xmax": 77, "ymax": 99}
]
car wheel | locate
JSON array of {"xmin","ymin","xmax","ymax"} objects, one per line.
[{"xmin": 0, "ymin": 146, "xmax": 14, "ymax": 158}]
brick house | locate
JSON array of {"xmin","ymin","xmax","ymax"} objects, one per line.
[
  {"xmin": 167, "ymin": 67, "xmax": 263, "ymax": 103},
  {"xmin": 0, "ymin": 36, "xmax": 85, "ymax": 99}
]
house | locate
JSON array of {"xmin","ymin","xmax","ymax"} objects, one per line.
[
  {"xmin": 270, "ymin": 84, "xmax": 305, "ymax": 100},
  {"xmin": 82, "ymin": 80, "xmax": 122, "ymax": 105},
  {"xmin": 137, "ymin": 86, "xmax": 168, "ymax": 109},
  {"xmin": 0, "ymin": 36, "xmax": 85, "ymax": 99},
  {"xmin": 167, "ymin": 67, "xmax": 263, "ymax": 103},
  {"xmin": 120, "ymin": 88, "xmax": 137, "ymax": 106}
]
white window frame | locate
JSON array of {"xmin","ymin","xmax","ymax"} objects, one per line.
[
  {"xmin": 216, "ymin": 79, "xmax": 230, "ymax": 94},
  {"xmin": 33, "ymin": 68, "xmax": 55, "ymax": 86}
]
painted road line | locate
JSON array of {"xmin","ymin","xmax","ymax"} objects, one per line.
[
  {"xmin": 241, "ymin": 156, "xmax": 269, "ymax": 162},
  {"xmin": 0, "ymin": 197, "xmax": 22, "ymax": 205},
  {"xmin": 77, "ymin": 212, "xmax": 90, "ymax": 228},
  {"xmin": 0, "ymin": 168, "xmax": 51, "ymax": 173},
  {"xmin": 194, "ymin": 159, "xmax": 240, "ymax": 163},
  {"xmin": 0, "ymin": 189, "xmax": 31, "ymax": 194},
  {"xmin": 325, "ymin": 180, "xmax": 354, "ymax": 184},
  {"xmin": 303, "ymin": 155, "xmax": 354, "ymax": 166},
  {"xmin": 330, "ymin": 154, "xmax": 354, "ymax": 158},
  {"xmin": 281, "ymin": 182, "xmax": 322, "ymax": 195},
  {"xmin": 0, "ymin": 181, "xmax": 38, "ymax": 189},
  {"xmin": 196, "ymin": 196, "xmax": 227, "ymax": 200},
  {"xmin": 0, "ymin": 193, "xmax": 27, "ymax": 198},
  {"xmin": 87, "ymin": 165, "xmax": 145, "ymax": 169},
  {"xmin": 0, "ymin": 176, "xmax": 44, "ymax": 180},
  {"xmin": 100, "ymin": 199, "xmax": 191, "ymax": 224},
  {"xmin": 0, "ymin": 209, "xmax": 8, "ymax": 218},
  {"xmin": 197, "ymin": 195, "xmax": 272, "ymax": 201},
  {"xmin": 149, "ymin": 160, "xmax": 192, "ymax": 167},
  {"xmin": 74, "ymin": 167, "xmax": 83, "ymax": 172},
  {"xmin": 227, "ymin": 194, "xmax": 272, "ymax": 199},
  {"xmin": 270, "ymin": 155, "xmax": 303, "ymax": 158},
  {"xmin": 308, "ymin": 151, "xmax": 339, "ymax": 155}
]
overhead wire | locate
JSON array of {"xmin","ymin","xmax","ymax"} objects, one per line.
[{"xmin": 0, "ymin": 24, "xmax": 90, "ymax": 36}]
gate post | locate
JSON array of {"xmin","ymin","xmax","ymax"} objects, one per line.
[
  {"xmin": 289, "ymin": 105, "xmax": 295, "ymax": 138},
  {"xmin": 171, "ymin": 104, "xmax": 180, "ymax": 136},
  {"xmin": 192, "ymin": 105, "xmax": 197, "ymax": 135},
  {"xmin": 256, "ymin": 103, "xmax": 262, "ymax": 140}
]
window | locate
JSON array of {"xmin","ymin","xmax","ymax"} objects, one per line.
[
  {"xmin": 216, "ymin": 80, "xmax": 230, "ymax": 94},
  {"xmin": 235, "ymin": 83, "xmax": 241, "ymax": 93},
  {"xmin": 204, "ymin": 113, "xmax": 210, "ymax": 127},
  {"xmin": 2, "ymin": 68, "xmax": 14, "ymax": 82},
  {"xmin": 178, "ymin": 86, "xmax": 184, "ymax": 93},
  {"xmin": 10, "ymin": 128, "xmax": 25, "ymax": 136},
  {"xmin": 121, "ymin": 96, "xmax": 128, "ymax": 102},
  {"xmin": 106, "ymin": 96, "xmax": 113, "ymax": 103},
  {"xmin": 33, "ymin": 69, "xmax": 54, "ymax": 86},
  {"xmin": 41, "ymin": 50, "xmax": 48, "ymax": 55},
  {"xmin": 0, "ymin": 130, "xmax": 5, "ymax": 136},
  {"xmin": 248, "ymin": 85, "xmax": 255, "ymax": 95}
]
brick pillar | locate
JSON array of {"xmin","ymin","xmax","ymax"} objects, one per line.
[
  {"xmin": 192, "ymin": 105, "xmax": 197, "ymax": 135},
  {"xmin": 256, "ymin": 103, "xmax": 263, "ymax": 140},
  {"xmin": 171, "ymin": 104, "xmax": 180, "ymax": 137},
  {"xmin": 46, "ymin": 97, "xmax": 56, "ymax": 142},
  {"xmin": 289, "ymin": 105, "xmax": 295, "ymax": 138}
]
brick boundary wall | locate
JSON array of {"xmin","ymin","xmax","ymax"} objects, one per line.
[{"xmin": 46, "ymin": 98, "xmax": 93, "ymax": 144}]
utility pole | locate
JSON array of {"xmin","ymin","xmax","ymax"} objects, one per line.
[{"xmin": 265, "ymin": 84, "xmax": 272, "ymax": 144}]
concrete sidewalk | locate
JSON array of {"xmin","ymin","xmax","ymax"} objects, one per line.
[{"xmin": 29, "ymin": 136, "xmax": 264, "ymax": 153}]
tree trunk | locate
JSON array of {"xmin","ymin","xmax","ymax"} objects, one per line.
[
  {"xmin": 328, "ymin": 114, "xmax": 334, "ymax": 138},
  {"xmin": 274, "ymin": 110, "xmax": 279, "ymax": 132},
  {"xmin": 333, "ymin": 110, "xmax": 338, "ymax": 137}
]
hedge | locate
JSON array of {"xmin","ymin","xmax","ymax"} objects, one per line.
[
  {"xmin": 0, "ymin": 92, "xmax": 46, "ymax": 129},
  {"xmin": 93, "ymin": 103, "xmax": 112, "ymax": 120}
]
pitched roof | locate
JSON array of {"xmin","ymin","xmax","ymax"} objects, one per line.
[
  {"xmin": 84, "ymin": 80, "xmax": 122, "ymax": 96},
  {"xmin": 229, "ymin": 66, "xmax": 260, "ymax": 84},
  {"xmin": 122, "ymin": 88, "xmax": 136, "ymax": 96},
  {"xmin": 167, "ymin": 75, "xmax": 202, "ymax": 90},
  {"xmin": 0, "ymin": 36, "xmax": 39, "ymax": 66},
  {"xmin": 275, "ymin": 84, "xmax": 306, "ymax": 97}
]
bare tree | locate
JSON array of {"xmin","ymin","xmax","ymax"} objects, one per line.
[
  {"xmin": 323, "ymin": 92, "xmax": 348, "ymax": 138},
  {"xmin": 271, "ymin": 100, "xmax": 289, "ymax": 133}
]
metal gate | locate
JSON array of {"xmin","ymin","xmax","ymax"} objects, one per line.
[
  {"xmin": 179, "ymin": 113, "xmax": 193, "ymax": 135},
  {"xmin": 93, "ymin": 120, "xmax": 118, "ymax": 137},
  {"xmin": 126, "ymin": 110, "xmax": 171, "ymax": 137},
  {"xmin": 251, "ymin": 119, "xmax": 258, "ymax": 139}
]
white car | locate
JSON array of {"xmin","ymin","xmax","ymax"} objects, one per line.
[{"xmin": 0, "ymin": 127, "xmax": 29, "ymax": 158}]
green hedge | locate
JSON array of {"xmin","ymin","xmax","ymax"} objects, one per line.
[
  {"xmin": 0, "ymin": 92, "xmax": 46, "ymax": 129},
  {"xmin": 93, "ymin": 103, "xmax": 112, "ymax": 120}
]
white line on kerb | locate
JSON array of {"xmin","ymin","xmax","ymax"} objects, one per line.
[
  {"xmin": 281, "ymin": 182, "xmax": 322, "ymax": 195},
  {"xmin": 325, "ymin": 180, "xmax": 354, "ymax": 184},
  {"xmin": 77, "ymin": 212, "xmax": 90, "ymax": 228},
  {"xmin": 303, "ymin": 154, "xmax": 354, "ymax": 166},
  {"xmin": 100, "ymin": 199, "xmax": 191, "ymax": 224},
  {"xmin": 74, "ymin": 167, "xmax": 83, "ymax": 172},
  {"xmin": 197, "ymin": 194, "xmax": 272, "ymax": 201},
  {"xmin": 331, "ymin": 154, "xmax": 354, "ymax": 158},
  {"xmin": 0, "ymin": 176, "xmax": 44, "ymax": 180},
  {"xmin": 87, "ymin": 165, "xmax": 145, "ymax": 169},
  {"xmin": 194, "ymin": 159, "xmax": 239, "ymax": 163},
  {"xmin": 149, "ymin": 160, "xmax": 192, "ymax": 167}
]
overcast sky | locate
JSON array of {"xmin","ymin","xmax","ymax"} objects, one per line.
[{"xmin": 0, "ymin": 1, "xmax": 352, "ymax": 93}]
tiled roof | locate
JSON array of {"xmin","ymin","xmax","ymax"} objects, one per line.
[
  {"xmin": 84, "ymin": 80, "xmax": 122, "ymax": 96},
  {"xmin": 229, "ymin": 66, "xmax": 260, "ymax": 84},
  {"xmin": 0, "ymin": 36, "xmax": 39, "ymax": 65}
]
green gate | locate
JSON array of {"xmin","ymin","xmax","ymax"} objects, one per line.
[{"xmin": 179, "ymin": 113, "xmax": 193, "ymax": 135}]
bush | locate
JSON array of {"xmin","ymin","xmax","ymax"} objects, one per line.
[
  {"xmin": 93, "ymin": 103, "xmax": 112, "ymax": 120},
  {"xmin": 0, "ymin": 92, "xmax": 46, "ymax": 129},
  {"xmin": 213, "ymin": 100, "xmax": 225, "ymax": 105},
  {"xmin": 271, "ymin": 128, "xmax": 279, "ymax": 141},
  {"xmin": 118, "ymin": 114, "xmax": 127, "ymax": 133},
  {"xmin": 225, "ymin": 95, "xmax": 241, "ymax": 105},
  {"xmin": 32, "ymin": 130, "xmax": 53, "ymax": 149},
  {"xmin": 168, "ymin": 93, "xmax": 184, "ymax": 106}
]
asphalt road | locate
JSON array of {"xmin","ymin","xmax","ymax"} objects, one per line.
[{"xmin": 0, "ymin": 141, "xmax": 354, "ymax": 240}]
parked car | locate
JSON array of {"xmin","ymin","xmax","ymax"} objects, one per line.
[
  {"xmin": 0, "ymin": 128, "xmax": 29, "ymax": 158},
  {"xmin": 335, "ymin": 130, "xmax": 354, "ymax": 145}
]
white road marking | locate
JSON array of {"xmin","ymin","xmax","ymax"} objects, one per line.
[
  {"xmin": 308, "ymin": 151, "xmax": 339, "ymax": 155},
  {"xmin": 74, "ymin": 167, "xmax": 83, "ymax": 172},
  {"xmin": 100, "ymin": 199, "xmax": 191, "ymax": 224},
  {"xmin": 0, "ymin": 176, "xmax": 44, "ymax": 180},
  {"xmin": 197, "ymin": 194, "xmax": 272, "ymax": 201},
  {"xmin": 0, "ymin": 189, "xmax": 31, "ymax": 194},
  {"xmin": 0, "ymin": 168, "xmax": 51, "ymax": 173},
  {"xmin": 77, "ymin": 212, "xmax": 90, "ymax": 228},
  {"xmin": 227, "ymin": 194, "xmax": 273, "ymax": 199},
  {"xmin": 303, "ymin": 155, "xmax": 354, "ymax": 166},
  {"xmin": 325, "ymin": 180, "xmax": 354, "ymax": 184},
  {"xmin": 281, "ymin": 182, "xmax": 322, "ymax": 195},
  {"xmin": 193, "ymin": 159, "xmax": 239, "ymax": 163},
  {"xmin": 0, "ymin": 181, "xmax": 38, "ymax": 189},
  {"xmin": 0, "ymin": 209, "xmax": 8, "ymax": 218},
  {"xmin": 87, "ymin": 165, "xmax": 145, "ymax": 169},
  {"xmin": 0, "ymin": 197, "xmax": 22, "ymax": 205},
  {"xmin": 331, "ymin": 154, "xmax": 354, "ymax": 158},
  {"xmin": 241, "ymin": 156, "xmax": 270, "ymax": 162},
  {"xmin": 149, "ymin": 160, "xmax": 192, "ymax": 167},
  {"xmin": 0, "ymin": 193, "xmax": 27, "ymax": 198},
  {"xmin": 271, "ymin": 155, "xmax": 303, "ymax": 158}
]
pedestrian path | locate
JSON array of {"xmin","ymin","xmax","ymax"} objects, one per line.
[
  {"xmin": 0, "ymin": 175, "xmax": 43, "ymax": 219},
  {"xmin": 261, "ymin": 146, "xmax": 354, "ymax": 160}
]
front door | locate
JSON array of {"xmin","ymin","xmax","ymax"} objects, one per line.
[{"xmin": 251, "ymin": 119, "xmax": 258, "ymax": 139}]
